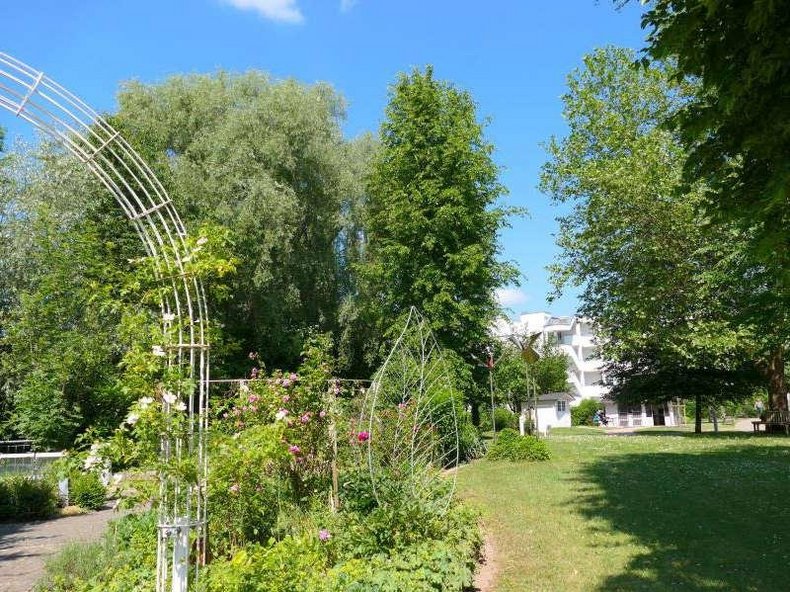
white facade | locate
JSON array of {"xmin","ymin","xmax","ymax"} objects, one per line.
[{"xmin": 494, "ymin": 312, "xmax": 681, "ymax": 429}]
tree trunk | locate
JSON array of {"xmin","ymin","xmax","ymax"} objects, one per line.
[
  {"xmin": 695, "ymin": 393, "xmax": 702, "ymax": 434},
  {"xmin": 471, "ymin": 402, "xmax": 480, "ymax": 427},
  {"xmin": 765, "ymin": 347, "xmax": 787, "ymax": 410}
]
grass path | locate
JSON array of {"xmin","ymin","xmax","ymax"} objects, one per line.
[{"xmin": 457, "ymin": 432, "xmax": 790, "ymax": 592}]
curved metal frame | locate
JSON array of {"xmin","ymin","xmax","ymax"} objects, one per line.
[
  {"xmin": 359, "ymin": 307, "xmax": 459, "ymax": 515},
  {"xmin": 0, "ymin": 52, "xmax": 208, "ymax": 592}
]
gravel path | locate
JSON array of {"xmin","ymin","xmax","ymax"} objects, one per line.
[{"xmin": 0, "ymin": 508, "xmax": 118, "ymax": 592}]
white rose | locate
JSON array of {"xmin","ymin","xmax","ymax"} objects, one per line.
[
  {"xmin": 163, "ymin": 392, "xmax": 177, "ymax": 405},
  {"xmin": 152, "ymin": 345, "xmax": 166, "ymax": 357}
]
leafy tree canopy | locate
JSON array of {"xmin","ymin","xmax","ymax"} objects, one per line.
[
  {"xmin": 540, "ymin": 47, "xmax": 765, "ymax": 420},
  {"xmin": 360, "ymin": 66, "xmax": 520, "ymax": 374}
]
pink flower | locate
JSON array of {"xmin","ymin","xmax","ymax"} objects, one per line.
[
  {"xmin": 300, "ymin": 413, "xmax": 311, "ymax": 424},
  {"xmin": 282, "ymin": 395, "xmax": 290, "ymax": 403},
  {"xmin": 357, "ymin": 431, "xmax": 370, "ymax": 443},
  {"xmin": 398, "ymin": 402, "xmax": 407, "ymax": 409},
  {"xmin": 288, "ymin": 445, "xmax": 301, "ymax": 455},
  {"xmin": 289, "ymin": 373, "xmax": 298, "ymax": 381},
  {"xmin": 318, "ymin": 529, "xmax": 331, "ymax": 542},
  {"xmin": 250, "ymin": 368, "xmax": 259, "ymax": 378},
  {"xmin": 282, "ymin": 379, "xmax": 292, "ymax": 388},
  {"xmin": 229, "ymin": 484, "xmax": 240, "ymax": 493},
  {"xmin": 319, "ymin": 410, "xmax": 327, "ymax": 418},
  {"xmin": 248, "ymin": 394, "xmax": 259, "ymax": 403}
]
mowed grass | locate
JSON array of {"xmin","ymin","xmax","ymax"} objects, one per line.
[{"xmin": 456, "ymin": 432, "xmax": 790, "ymax": 592}]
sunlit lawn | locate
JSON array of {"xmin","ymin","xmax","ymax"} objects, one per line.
[{"xmin": 456, "ymin": 431, "xmax": 790, "ymax": 592}]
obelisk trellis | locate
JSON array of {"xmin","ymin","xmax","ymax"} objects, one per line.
[{"xmin": 0, "ymin": 52, "xmax": 209, "ymax": 592}]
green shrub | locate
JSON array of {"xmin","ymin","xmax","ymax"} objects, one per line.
[
  {"xmin": 479, "ymin": 407, "xmax": 519, "ymax": 432},
  {"xmin": 571, "ymin": 399, "xmax": 603, "ymax": 426},
  {"xmin": 326, "ymin": 538, "xmax": 478, "ymax": 592},
  {"xmin": 36, "ymin": 541, "xmax": 107, "ymax": 591},
  {"xmin": 205, "ymin": 536, "xmax": 327, "ymax": 592},
  {"xmin": 36, "ymin": 511, "xmax": 157, "ymax": 591},
  {"xmin": 0, "ymin": 475, "xmax": 58, "ymax": 521},
  {"xmin": 486, "ymin": 428, "xmax": 551, "ymax": 462},
  {"xmin": 69, "ymin": 472, "xmax": 106, "ymax": 511},
  {"xmin": 208, "ymin": 424, "xmax": 289, "ymax": 555}
]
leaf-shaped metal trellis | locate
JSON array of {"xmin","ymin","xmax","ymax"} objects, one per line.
[{"xmin": 358, "ymin": 307, "xmax": 460, "ymax": 514}]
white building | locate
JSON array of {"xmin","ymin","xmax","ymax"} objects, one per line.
[{"xmin": 493, "ymin": 312, "xmax": 681, "ymax": 429}]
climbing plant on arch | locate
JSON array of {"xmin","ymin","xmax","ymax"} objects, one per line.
[{"xmin": 0, "ymin": 52, "xmax": 208, "ymax": 592}]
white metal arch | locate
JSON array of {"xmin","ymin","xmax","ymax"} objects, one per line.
[{"xmin": 0, "ymin": 52, "xmax": 208, "ymax": 592}]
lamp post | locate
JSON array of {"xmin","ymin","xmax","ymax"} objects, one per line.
[{"xmin": 472, "ymin": 347, "xmax": 503, "ymax": 439}]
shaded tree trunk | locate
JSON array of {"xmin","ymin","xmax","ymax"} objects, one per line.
[
  {"xmin": 470, "ymin": 401, "xmax": 480, "ymax": 427},
  {"xmin": 765, "ymin": 347, "xmax": 787, "ymax": 410},
  {"xmin": 695, "ymin": 393, "xmax": 702, "ymax": 434}
]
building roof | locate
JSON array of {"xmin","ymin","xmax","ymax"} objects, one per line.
[{"xmin": 522, "ymin": 392, "xmax": 575, "ymax": 402}]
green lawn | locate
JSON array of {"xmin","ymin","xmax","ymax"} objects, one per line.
[{"xmin": 456, "ymin": 432, "xmax": 790, "ymax": 592}]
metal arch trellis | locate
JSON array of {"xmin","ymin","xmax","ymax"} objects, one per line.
[{"xmin": 0, "ymin": 52, "xmax": 208, "ymax": 592}]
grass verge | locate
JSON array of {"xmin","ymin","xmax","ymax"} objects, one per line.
[{"xmin": 457, "ymin": 433, "xmax": 790, "ymax": 591}]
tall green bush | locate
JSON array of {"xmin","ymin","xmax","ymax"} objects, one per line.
[
  {"xmin": 0, "ymin": 475, "xmax": 58, "ymax": 521},
  {"xmin": 69, "ymin": 472, "xmax": 106, "ymax": 511},
  {"xmin": 571, "ymin": 399, "xmax": 603, "ymax": 426}
]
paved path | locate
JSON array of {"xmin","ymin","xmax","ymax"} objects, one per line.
[
  {"xmin": 0, "ymin": 508, "xmax": 118, "ymax": 592},
  {"xmin": 603, "ymin": 418, "xmax": 761, "ymax": 436}
]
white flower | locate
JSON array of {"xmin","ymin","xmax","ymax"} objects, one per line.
[
  {"xmin": 180, "ymin": 255, "xmax": 192, "ymax": 264},
  {"xmin": 239, "ymin": 382, "xmax": 250, "ymax": 394},
  {"xmin": 126, "ymin": 412, "xmax": 139, "ymax": 426},
  {"xmin": 84, "ymin": 455, "xmax": 100, "ymax": 470},
  {"xmin": 138, "ymin": 396, "xmax": 154, "ymax": 409},
  {"xmin": 152, "ymin": 345, "xmax": 166, "ymax": 357},
  {"xmin": 174, "ymin": 401, "xmax": 187, "ymax": 412},
  {"xmin": 196, "ymin": 237, "xmax": 209, "ymax": 246},
  {"xmin": 163, "ymin": 312, "xmax": 176, "ymax": 323},
  {"xmin": 275, "ymin": 409, "xmax": 288, "ymax": 421},
  {"xmin": 163, "ymin": 392, "xmax": 177, "ymax": 405}
]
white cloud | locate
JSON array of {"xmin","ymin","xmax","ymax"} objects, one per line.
[
  {"xmin": 222, "ymin": 0, "xmax": 304, "ymax": 24},
  {"xmin": 340, "ymin": 0, "xmax": 358, "ymax": 11},
  {"xmin": 495, "ymin": 287, "xmax": 529, "ymax": 310}
]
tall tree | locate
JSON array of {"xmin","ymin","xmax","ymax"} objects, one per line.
[
  {"xmin": 634, "ymin": 0, "xmax": 789, "ymax": 408},
  {"xmin": 540, "ymin": 47, "xmax": 763, "ymax": 430},
  {"xmin": 113, "ymin": 72, "xmax": 355, "ymax": 374},
  {"xmin": 359, "ymin": 67, "xmax": 519, "ymax": 420}
]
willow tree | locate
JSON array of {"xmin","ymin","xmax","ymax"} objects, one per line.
[{"xmin": 113, "ymin": 72, "xmax": 361, "ymax": 373}]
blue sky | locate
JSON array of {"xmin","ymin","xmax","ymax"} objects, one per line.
[{"xmin": 1, "ymin": 0, "xmax": 648, "ymax": 317}]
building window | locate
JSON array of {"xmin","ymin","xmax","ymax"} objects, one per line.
[{"xmin": 556, "ymin": 400, "xmax": 567, "ymax": 413}]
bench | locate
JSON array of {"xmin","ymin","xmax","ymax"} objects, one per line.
[{"xmin": 752, "ymin": 410, "xmax": 790, "ymax": 435}]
